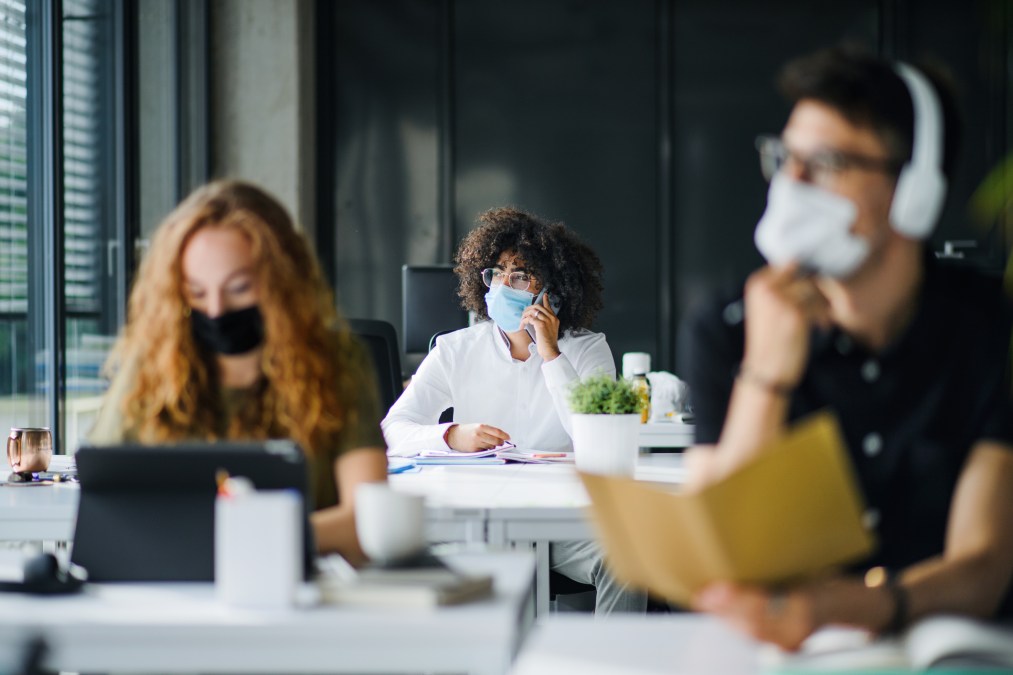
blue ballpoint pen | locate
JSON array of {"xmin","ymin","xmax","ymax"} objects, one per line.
[{"xmin": 387, "ymin": 461, "xmax": 417, "ymax": 475}]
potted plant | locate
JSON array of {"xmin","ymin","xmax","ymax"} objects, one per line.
[{"xmin": 568, "ymin": 374, "xmax": 644, "ymax": 476}]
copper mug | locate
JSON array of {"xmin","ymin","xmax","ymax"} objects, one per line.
[{"xmin": 7, "ymin": 427, "xmax": 53, "ymax": 473}]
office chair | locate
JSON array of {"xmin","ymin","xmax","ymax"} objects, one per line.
[
  {"xmin": 402, "ymin": 265, "xmax": 468, "ymax": 354},
  {"xmin": 429, "ymin": 330, "xmax": 455, "ymax": 424},
  {"xmin": 347, "ymin": 319, "xmax": 403, "ymax": 413},
  {"xmin": 548, "ymin": 570, "xmax": 596, "ymax": 612}
]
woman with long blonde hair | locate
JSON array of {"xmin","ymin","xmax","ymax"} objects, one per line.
[{"xmin": 90, "ymin": 180, "xmax": 387, "ymax": 564}]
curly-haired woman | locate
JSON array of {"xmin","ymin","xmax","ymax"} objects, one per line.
[
  {"xmin": 382, "ymin": 206, "xmax": 646, "ymax": 614},
  {"xmin": 89, "ymin": 180, "xmax": 387, "ymax": 565}
]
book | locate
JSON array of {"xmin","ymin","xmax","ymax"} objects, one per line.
[
  {"xmin": 411, "ymin": 456, "xmax": 506, "ymax": 466},
  {"xmin": 317, "ymin": 553, "xmax": 494, "ymax": 608},
  {"xmin": 764, "ymin": 615, "xmax": 1013, "ymax": 672},
  {"xmin": 580, "ymin": 411, "xmax": 875, "ymax": 606},
  {"xmin": 390, "ymin": 445, "xmax": 508, "ymax": 464},
  {"xmin": 416, "ymin": 447, "xmax": 502, "ymax": 459},
  {"xmin": 496, "ymin": 449, "xmax": 575, "ymax": 464}
]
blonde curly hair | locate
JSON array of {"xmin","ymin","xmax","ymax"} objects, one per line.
[{"xmin": 108, "ymin": 180, "xmax": 363, "ymax": 458}]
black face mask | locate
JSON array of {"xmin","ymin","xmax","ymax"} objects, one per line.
[{"xmin": 190, "ymin": 305, "xmax": 265, "ymax": 355}]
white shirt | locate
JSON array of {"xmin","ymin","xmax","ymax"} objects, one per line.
[{"xmin": 381, "ymin": 321, "xmax": 616, "ymax": 454}]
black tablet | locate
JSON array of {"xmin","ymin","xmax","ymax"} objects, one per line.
[{"xmin": 71, "ymin": 441, "xmax": 315, "ymax": 582}]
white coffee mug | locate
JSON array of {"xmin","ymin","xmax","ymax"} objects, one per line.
[{"xmin": 354, "ymin": 482, "xmax": 427, "ymax": 563}]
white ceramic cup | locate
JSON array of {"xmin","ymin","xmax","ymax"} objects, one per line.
[{"xmin": 355, "ymin": 482, "xmax": 427, "ymax": 563}]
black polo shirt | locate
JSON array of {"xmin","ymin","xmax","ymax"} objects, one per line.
[{"xmin": 678, "ymin": 260, "xmax": 1013, "ymax": 616}]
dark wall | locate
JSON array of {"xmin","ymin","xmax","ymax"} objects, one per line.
[{"xmin": 318, "ymin": 0, "xmax": 1011, "ymax": 375}]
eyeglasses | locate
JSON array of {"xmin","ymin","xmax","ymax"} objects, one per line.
[
  {"xmin": 755, "ymin": 135, "xmax": 902, "ymax": 187},
  {"xmin": 481, "ymin": 268, "xmax": 533, "ymax": 291}
]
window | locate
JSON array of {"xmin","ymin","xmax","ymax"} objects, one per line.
[
  {"xmin": 0, "ymin": 0, "xmax": 34, "ymax": 434},
  {"xmin": 0, "ymin": 0, "xmax": 128, "ymax": 453}
]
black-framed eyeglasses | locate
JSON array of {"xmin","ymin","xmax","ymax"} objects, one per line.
[
  {"xmin": 481, "ymin": 268, "xmax": 533, "ymax": 291},
  {"xmin": 755, "ymin": 135, "xmax": 902, "ymax": 186}
]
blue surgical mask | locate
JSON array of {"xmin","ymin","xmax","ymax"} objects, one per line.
[{"xmin": 484, "ymin": 283, "xmax": 535, "ymax": 333}]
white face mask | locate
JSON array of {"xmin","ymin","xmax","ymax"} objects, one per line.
[{"xmin": 754, "ymin": 174, "xmax": 869, "ymax": 279}]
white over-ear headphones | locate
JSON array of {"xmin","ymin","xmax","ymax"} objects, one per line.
[{"xmin": 889, "ymin": 63, "xmax": 947, "ymax": 240}]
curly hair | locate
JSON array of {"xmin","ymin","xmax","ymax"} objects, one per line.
[
  {"xmin": 453, "ymin": 207, "xmax": 604, "ymax": 331},
  {"xmin": 107, "ymin": 180, "xmax": 366, "ymax": 458}
]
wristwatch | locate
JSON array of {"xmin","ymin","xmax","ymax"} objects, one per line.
[{"xmin": 864, "ymin": 566, "xmax": 909, "ymax": 634}]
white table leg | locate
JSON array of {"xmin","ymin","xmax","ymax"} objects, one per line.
[{"xmin": 534, "ymin": 540, "xmax": 551, "ymax": 617}]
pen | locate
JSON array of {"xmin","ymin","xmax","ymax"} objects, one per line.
[
  {"xmin": 216, "ymin": 470, "xmax": 254, "ymax": 498},
  {"xmin": 532, "ymin": 453, "xmax": 566, "ymax": 458},
  {"xmin": 387, "ymin": 462, "xmax": 417, "ymax": 475}
]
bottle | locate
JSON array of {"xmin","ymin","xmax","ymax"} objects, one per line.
[{"xmin": 631, "ymin": 369, "xmax": 651, "ymax": 424}]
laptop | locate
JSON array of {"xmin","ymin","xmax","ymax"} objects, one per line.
[{"xmin": 71, "ymin": 441, "xmax": 315, "ymax": 582}]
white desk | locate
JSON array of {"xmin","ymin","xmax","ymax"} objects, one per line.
[
  {"xmin": 0, "ymin": 551, "xmax": 535, "ymax": 675},
  {"xmin": 1, "ymin": 454, "xmax": 686, "ymax": 616},
  {"xmin": 639, "ymin": 421, "xmax": 694, "ymax": 448},
  {"xmin": 0, "ymin": 455, "xmax": 78, "ymax": 542},
  {"xmin": 391, "ymin": 455, "xmax": 686, "ymax": 615},
  {"xmin": 511, "ymin": 614, "xmax": 762, "ymax": 675}
]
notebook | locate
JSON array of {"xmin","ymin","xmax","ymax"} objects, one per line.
[
  {"xmin": 72, "ymin": 441, "xmax": 315, "ymax": 582},
  {"xmin": 581, "ymin": 411, "xmax": 875, "ymax": 606},
  {"xmin": 317, "ymin": 551, "xmax": 493, "ymax": 607}
]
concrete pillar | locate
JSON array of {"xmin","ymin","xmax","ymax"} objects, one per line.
[{"xmin": 210, "ymin": 0, "xmax": 316, "ymax": 239}]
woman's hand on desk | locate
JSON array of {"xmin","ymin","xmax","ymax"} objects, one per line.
[
  {"xmin": 693, "ymin": 581, "xmax": 817, "ymax": 651},
  {"xmin": 445, "ymin": 423, "xmax": 511, "ymax": 452}
]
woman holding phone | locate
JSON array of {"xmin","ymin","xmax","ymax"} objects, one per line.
[
  {"xmin": 89, "ymin": 180, "xmax": 387, "ymax": 565},
  {"xmin": 382, "ymin": 206, "xmax": 645, "ymax": 614}
]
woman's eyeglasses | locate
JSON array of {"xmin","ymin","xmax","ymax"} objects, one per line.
[{"xmin": 481, "ymin": 268, "xmax": 533, "ymax": 291}]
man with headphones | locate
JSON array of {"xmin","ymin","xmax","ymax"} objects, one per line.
[{"xmin": 679, "ymin": 45, "xmax": 1013, "ymax": 648}]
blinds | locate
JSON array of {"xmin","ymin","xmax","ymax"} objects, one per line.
[
  {"xmin": 0, "ymin": 0, "xmax": 105, "ymax": 315},
  {"xmin": 0, "ymin": 0, "xmax": 26, "ymax": 315},
  {"xmin": 63, "ymin": 0, "xmax": 104, "ymax": 314}
]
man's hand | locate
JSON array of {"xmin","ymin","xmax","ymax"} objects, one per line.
[
  {"xmin": 693, "ymin": 581, "xmax": 817, "ymax": 651},
  {"xmin": 521, "ymin": 293, "xmax": 561, "ymax": 362},
  {"xmin": 445, "ymin": 423, "xmax": 511, "ymax": 451},
  {"xmin": 742, "ymin": 263, "xmax": 830, "ymax": 391}
]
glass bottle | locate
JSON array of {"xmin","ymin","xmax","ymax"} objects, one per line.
[{"xmin": 632, "ymin": 370, "xmax": 651, "ymax": 424}]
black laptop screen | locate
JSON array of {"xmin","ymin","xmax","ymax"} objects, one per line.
[{"xmin": 71, "ymin": 441, "xmax": 314, "ymax": 582}]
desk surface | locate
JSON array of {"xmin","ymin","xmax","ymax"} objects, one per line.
[
  {"xmin": 639, "ymin": 421, "xmax": 695, "ymax": 448},
  {"xmin": 390, "ymin": 455, "xmax": 686, "ymax": 617},
  {"xmin": 0, "ymin": 454, "xmax": 685, "ymax": 543},
  {"xmin": 0, "ymin": 455, "xmax": 79, "ymax": 542},
  {"xmin": 511, "ymin": 614, "xmax": 762, "ymax": 675},
  {"xmin": 390, "ymin": 454, "xmax": 685, "ymax": 511},
  {"xmin": 0, "ymin": 550, "xmax": 535, "ymax": 675}
]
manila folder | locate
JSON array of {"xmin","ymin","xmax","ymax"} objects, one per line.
[{"xmin": 580, "ymin": 411, "xmax": 875, "ymax": 607}]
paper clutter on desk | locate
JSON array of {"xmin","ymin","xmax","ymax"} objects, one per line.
[
  {"xmin": 646, "ymin": 371, "xmax": 690, "ymax": 422},
  {"xmin": 215, "ymin": 481, "xmax": 302, "ymax": 609}
]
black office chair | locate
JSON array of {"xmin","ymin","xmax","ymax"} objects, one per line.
[
  {"xmin": 347, "ymin": 318, "xmax": 403, "ymax": 413},
  {"xmin": 548, "ymin": 570, "xmax": 596, "ymax": 611},
  {"xmin": 429, "ymin": 330, "xmax": 455, "ymax": 424},
  {"xmin": 428, "ymin": 329, "xmax": 455, "ymax": 354},
  {"xmin": 402, "ymin": 265, "xmax": 468, "ymax": 355}
]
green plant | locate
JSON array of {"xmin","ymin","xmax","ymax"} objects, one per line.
[{"xmin": 568, "ymin": 374, "xmax": 642, "ymax": 414}]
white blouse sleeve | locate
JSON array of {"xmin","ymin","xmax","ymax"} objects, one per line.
[
  {"xmin": 539, "ymin": 332, "xmax": 617, "ymax": 438},
  {"xmin": 380, "ymin": 342, "xmax": 456, "ymax": 455}
]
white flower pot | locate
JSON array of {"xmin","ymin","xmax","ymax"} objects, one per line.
[{"xmin": 570, "ymin": 413, "xmax": 640, "ymax": 476}]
